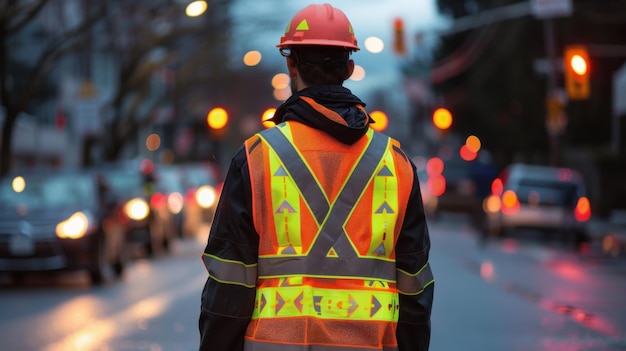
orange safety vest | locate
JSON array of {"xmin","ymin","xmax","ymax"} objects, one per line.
[{"xmin": 243, "ymin": 120, "xmax": 417, "ymax": 350}]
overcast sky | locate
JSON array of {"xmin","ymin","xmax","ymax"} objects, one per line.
[{"xmin": 230, "ymin": 0, "xmax": 450, "ymax": 99}]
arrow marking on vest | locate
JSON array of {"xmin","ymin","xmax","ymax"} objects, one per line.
[
  {"xmin": 259, "ymin": 293, "xmax": 267, "ymax": 313},
  {"xmin": 276, "ymin": 200, "xmax": 297, "ymax": 214},
  {"xmin": 274, "ymin": 166, "xmax": 288, "ymax": 176},
  {"xmin": 295, "ymin": 292, "xmax": 304, "ymax": 313},
  {"xmin": 371, "ymin": 295, "xmax": 382, "ymax": 317},
  {"xmin": 373, "ymin": 243, "xmax": 386, "ymax": 256},
  {"xmin": 377, "ymin": 165, "xmax": 394, "ymax": 176},
  {"xmin": 275, "ymin": 292, "xmax": 285, "ymax": 315},
  {"xmin": 281, "ymin": 244, "xmax": 296, "ymax": 254},
  {"xmin": 375, "ymin": 201, "xmax": 394, "ymax": 214},
  {"xmin": 347, "ymin": 295, "xmax": 359, "ymax": 317},
  {"xmin": 314, "ymin": 295, "xmax": 322, "ymax": 315}
]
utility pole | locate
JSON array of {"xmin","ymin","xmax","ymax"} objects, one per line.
[{"xmin": 530, "ymin": 0, "xmax": 573, "ymax": 166}]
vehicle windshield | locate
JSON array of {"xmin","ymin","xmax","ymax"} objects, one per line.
[
  {"xmin": 101, "ymin": 169, "xmax": 145, "ymax": 198},
  {"xmin": 515, "ymin": 181, "xmax": 580, "ymax": 206},
  {"xmin": 156, "ymin": 168, "xmax": 185, "ymax": 193},
  {"xmin": 0, "ymin": 173, "xmax": 94, "ymax": 210},
  {"xmin": 184, "ymin": 166, "xmax": 216, "ymax": 188}
]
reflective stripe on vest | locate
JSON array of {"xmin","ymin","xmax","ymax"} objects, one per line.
[
  {"xmin": 245, "ymin": 341, "xmax": 399, "ymax": 351},
  {"xmin": 252, "ymin": 285, "xmax": 398, "ymax": 320},
  {"xmin": 257, "ymin": 125, "xmax": 396, "ymax": 281}
]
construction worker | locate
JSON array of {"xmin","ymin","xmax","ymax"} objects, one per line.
[{"xmin": 199, "ymin": 3, "xmax": 434, "ymax": 351}]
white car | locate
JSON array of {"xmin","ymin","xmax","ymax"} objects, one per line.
[{"xmin": 483, "ymin": 163, "xmax": 592, "ymax": 245}]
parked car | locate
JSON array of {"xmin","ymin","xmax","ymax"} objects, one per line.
[
  {"xmin": 98, "ymin": 161, "xmax": 178, "ymax": 257},
  {"xmin": 152, "ymin": 164, "xmax": 186, "ymax": 238},
  {"xmin": 415, "ymin": 152, "xmax": 497, "ymax": 226},
  {"xmin": 0, "ymin": 169, "xmax": 129, "ymax": 284},
  {"xmin": 482, "ymin": 163, "xmax": 592, "ymax": 245},
  {"xmin": 176, "ymin": 162, "xmax": 222, "ymax": 238}
]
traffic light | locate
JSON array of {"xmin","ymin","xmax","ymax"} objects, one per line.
[
  {"xmin": 432, "ymin": 107, "xmax": 453, "ymax": 130},
  {"xmin": 207, "ymin": 107, "xmax": 229, "ymax": 130},
  {"xmin": 393, "ymin": 18, "xmax": 406, "ymax": 55},
  {"xmin": 563, "ymin": 45, "xmax": 590, "ymax": 100},
  {"xmin": 207, "ymin": 107, "xmax": 229, "ymax": 139}
]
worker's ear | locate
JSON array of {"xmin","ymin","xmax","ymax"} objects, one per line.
[
  {"xmin": 287, "ymin": 56, "xmax": 298, "ymax": 78},
  {"xmin": 345, "ymin": 59, "xmax": 355, "ymax": 80}
]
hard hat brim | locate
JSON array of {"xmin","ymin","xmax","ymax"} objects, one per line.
[{"xmin": 277, "ymin": 39, "xmax": 360, "ymax": 51}]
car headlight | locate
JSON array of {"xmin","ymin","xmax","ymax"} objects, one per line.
[
  {"xmin": 168, "ymin": 192, "xmax": 184, "ymax": 214},
  {"xmin": 124, "ymin": 198, "xmax": 150, "ymax": 221},
  {"xmin": 56, "ymin": 211, "xmax": 93, "ymax": 239},
  {"xmin": 196, "ymin": 185, "xmax": 217, "ymax": 209}
]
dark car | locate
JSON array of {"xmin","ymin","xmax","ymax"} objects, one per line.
[
  {"xmin": 483, "ymin": 163, "xmax": 592, "ymax": 245},
  {"xmin": 0, "ymin": 169, "xmax": 129, "ymax": 284},
  {"xmin": 418, "ymin": 152, "xmax": 497, "ymax": 226},
  {"xmin": 98, "ymin": 161, "xmax": 178, "ymax": 257}
]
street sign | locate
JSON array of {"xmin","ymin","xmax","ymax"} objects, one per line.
[
  {"xmin": 73, "ymin": 80, "xmax": 103, "ymax": 137},
  {"xmin": 73, "ymin": 99, "xmax": 102, "ymax": 137},
  {"xmin": 531, "ymin": 0, "xmax": 572, "ymax": 18}
]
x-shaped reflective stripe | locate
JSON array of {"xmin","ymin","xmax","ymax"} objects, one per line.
[
  {"xmin": 262, "ymin": 126, "xmax": 329, "ymax": 225},
  {"xmin": 258, "ymin": 126, "xmax": 395, "ymax": 280}
]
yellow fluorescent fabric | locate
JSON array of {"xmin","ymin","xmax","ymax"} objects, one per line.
[
  {"xmin": 269, "ymin": 149, "xmax": 302, "ymax": 255},
  {"xmin": 370, "ymin": 151, "xmax": 399, "ymax": 258}
]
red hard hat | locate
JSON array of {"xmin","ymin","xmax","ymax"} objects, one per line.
[{"xmin": 277, "ymin": 3, "xmax": 360, "ymax": 51}]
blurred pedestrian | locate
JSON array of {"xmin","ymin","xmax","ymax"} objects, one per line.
[{"xmin": 199, "ymin": 4, "xmax": 434, "ymax": 350}]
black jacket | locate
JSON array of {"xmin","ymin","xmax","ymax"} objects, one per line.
[{"xmin": 199, "ymin": 85, "xmax": 434, "ymax": 351}]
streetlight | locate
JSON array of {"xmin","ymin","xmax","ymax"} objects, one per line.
[
  {"xmin": 369, "ymin": 110, "xmax": 389, "ymax": 132},
  {"xmin": 262, "ymin": 108, "xmax": 276, "ymax": 129},
  {"xmin": 186, "ymin": 1, "xmax": 207, "ymax": 17},
  {"xmin": 243, "ymin": 50, "xmax": 262, "ymax": 66}
]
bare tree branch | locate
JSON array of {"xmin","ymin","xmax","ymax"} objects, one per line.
[
  {"xmin": 16, "ymin": 4, "xmax": 106, "ymax": 112},
  {"xmin": 7, "ymin": 0, "xmax": 47, "ymax": 33}
]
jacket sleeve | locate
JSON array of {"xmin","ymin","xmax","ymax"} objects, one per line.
[
  {"xmin": 395, "ymin": 161, "xmax": 435, "ymax": 351},
  {"xmin": 199, "ymin": 147, "xmax": 259, "ymax": 351}
]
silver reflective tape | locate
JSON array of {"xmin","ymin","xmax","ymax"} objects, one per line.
[
  {"xmin": 397, "ymin": 262, "xmax": 434, "ymax": 295},
  {"xmin": 202, "ymin": 253, "xmax": 257, "ymax": 288}
]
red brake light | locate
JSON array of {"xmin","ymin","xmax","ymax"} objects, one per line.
[
  {"xmin": 150, "ymin": 192, "xmax": 167, "ymax": 209},
  {"xmin": 185, "ymin": 188, "xmax": 197, "ymax": 203},
  {"xmin": 491, "ymin": 178, "xmax": 504, "ymax": 196},
  {"xmin": 427, "ymin": 175, "xmax": 446, "ymax": 197},
  {"xmin": 426, "ymin": 157, "xmax": 444, "ymax": 176},
  {"xmin": 501, "ymin": 190, "xmax": 520, "ymax": 214},
  {"xmin": 574, "ymin": 196, "xmax": 591, "ymax": 222}
]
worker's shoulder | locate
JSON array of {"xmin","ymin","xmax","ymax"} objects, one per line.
[{"xmin": 383, "ymin": 134, "xmax": 410, "ymax": 164}]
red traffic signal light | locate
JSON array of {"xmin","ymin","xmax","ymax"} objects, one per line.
[{"xmin": 564, "ymin": 45, "xmax": 590, "ymax": 100}]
